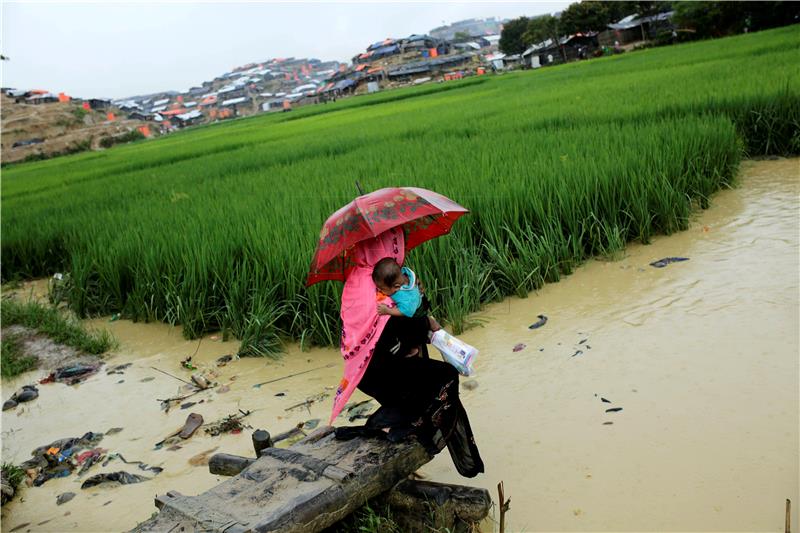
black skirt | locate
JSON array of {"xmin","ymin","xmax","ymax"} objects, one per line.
[{"xmin": 354, "ymin": 315, "xmax": 485, "ymax": 478}]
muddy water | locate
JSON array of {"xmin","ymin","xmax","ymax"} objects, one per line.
[{"xmin": 2, "ymin": 158, "xmax": 798, "ymax": 532}]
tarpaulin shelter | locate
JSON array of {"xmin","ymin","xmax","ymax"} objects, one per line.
[
  {"xmin": 367, "ymin": 38, "xmax": 396, "ymax": 51},
  {"xmin": 370, "ymin": 44, "xmax": 400, "ymax": 59},
  {"xmin": 159, "ymin": 108, "xmax": 189, "ymax": 117}
]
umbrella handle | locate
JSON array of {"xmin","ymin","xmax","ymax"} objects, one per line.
[{"xmin": 355, "ymin": 180, "xmax": 364, "ymax": 195}]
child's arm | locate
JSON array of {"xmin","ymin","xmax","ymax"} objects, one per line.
[{"xmin": 377, "ymin": 303, "xmax": 404, "ymax": 317}]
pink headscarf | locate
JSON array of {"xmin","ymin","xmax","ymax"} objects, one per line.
[{"xmin": 329, "ymin": 227, "xmax": 404, "ymax": 423}]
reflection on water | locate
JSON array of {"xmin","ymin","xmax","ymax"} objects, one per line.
[{"xmin": 2, "ymin": 159, "xmax": 798, "ymax": 532}]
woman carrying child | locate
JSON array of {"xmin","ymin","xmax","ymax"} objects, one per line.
[{"xmin": 330, "ymin": 227, "xmax": 484, "ymax": 478}]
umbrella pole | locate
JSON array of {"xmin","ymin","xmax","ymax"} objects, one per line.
[{"xmin": 355, "ymin": 180, "xmax": 364, "ymax": 195}]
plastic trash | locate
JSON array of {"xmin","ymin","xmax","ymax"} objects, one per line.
[
  {"xmin": 430, "ymin": 330, "xmax": 478, "ymax": 376},
  {"xmin": 529, "ymin": 315, "xmax": 548, "ymax": 329},
  {"xmin": 649, "ymin": 257, "xmax": 689, "ymax": 268}
]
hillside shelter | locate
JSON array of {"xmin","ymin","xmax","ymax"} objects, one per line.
[
  {"xmin": 387, "ymin": 53, "xmax": 474, "ymax": 81},
  {"xmin": 175, "ymin": 109, "xmax": 204, "ymax": 126},
  {"xmin": 88, "ymin": 98, "xmax": 111, "ymax": 110},
  {"xmin": 605, "ymin": 11, "xmax": 675, "ymax": 44}
]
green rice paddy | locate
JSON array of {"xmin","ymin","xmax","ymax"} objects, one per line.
[{"xmin": 2, "ymin": 26, "xmax": 798, "ymax": 355}]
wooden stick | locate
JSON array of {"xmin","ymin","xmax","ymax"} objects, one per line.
[
  {"xmin": 497, "ymin": 481, "xmax": 510, "ymax": 533},
  {"xmin": 156, "ymin": 389, "xmax": 203, "ymax": 404},
  {"xmin": 252, "ymin": 364, "xmax": 334, "ymax": 389},
  {"xmin": 787, "ymin": 499, "xmax": 791, "ymax": 533},
  {"xmin": 150, "ymin": 366, "xmax": 195, "ymax": 386}
]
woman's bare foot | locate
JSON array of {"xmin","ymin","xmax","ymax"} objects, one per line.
[{"xmin": 405, "ymin": 347, "xmax": 420, "ymax": 358}]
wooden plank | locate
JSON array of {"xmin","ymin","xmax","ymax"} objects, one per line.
[
  {"xmin": 386, "ymin": 479, "xmax": 492, "ymax": 529},
  {"xmin": 208, "ymin": 453, "xmax": 256, "ymax": 477},
  {"xmin": 132, "ymin": 426, "xmax": 431, "ymax": 533}
]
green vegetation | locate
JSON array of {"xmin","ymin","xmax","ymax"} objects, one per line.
[
  {"xmin": 1, "ymin": 332, "xmax": 37, "ymax": 378},
  {"xmin": 324, "ymin": 499, "xmax": 462, "ymax": 533},
  {"xmin": 329, "ymin": 503, "xmax": 403, "ymax": 533},
  {"xmin": 72, "ymin": 106, "xmax": 89, "ymax": 121},
  {"xmin": 99, "ymin": 129, "xmax": 146, "ymax": 149},
  {"xmin": 1, "ymin": 27, "xmax": 798, "ymax": 355},
  {"xmin": 1, "ymin": 138, "xmax": 94, "ymax": 169},
  {"xmin": 1, "ymin": 463, "xmax": 25, "ymax": 504},
  {"xmin": 1, "ymin": 463, "xmax": 25, "ymax": 488},
  {"xmin": 1, "ymin": 299, "xmax": 117, "ymax": 356},
  {"xmin": 502, "ymin": 1, "xmax": 798, "ymax": 53}
]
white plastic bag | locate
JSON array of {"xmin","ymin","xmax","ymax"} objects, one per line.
[{"xmin": 430, "ymin": 330, "xmax": 478, "ymax": 376}]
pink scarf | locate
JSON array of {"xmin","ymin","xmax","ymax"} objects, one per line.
[{"xmin": 330, "ymin": 227, "xmax": 404, "ymax": 424}]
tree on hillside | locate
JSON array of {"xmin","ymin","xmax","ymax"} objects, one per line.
[
  {"xmin": 524, "ymin": 14, "xmax": 560, "ymax": 45},
  {"xmin": 499, "ymin": 16, "xmax": 529, "ymax": 54},
  {"xmin": 673, "ymin": 1, "xmax": 799, "ymax": 37},
  {"xmin": 672, "ymin": 2, "xmax": 744, "ymax": 36},
  {"xmin": 635, "ymin": 1, "xmax": 673, "ymax": 18},
  {"xmin": 453, "ymin": 31, "xmax": 471, "ymax": 42},
  {"xmin": 746, "ymin": 1, "xmax": 800, "ymax": 32},
  {"xmin": 604, "ymin": 1, "xmax": 642, "ymax": 24},
  {"xmin": 557, "ymin": 1, "xmax": 672, "ymax": 34},
  {"xmin": 559, "ymin": 1, "xmax": 611, "ymax": 34}
]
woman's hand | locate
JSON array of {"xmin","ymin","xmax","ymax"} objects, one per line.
[
  {"xmin": 428, "ymin": 316, "xmax": 442, "ymax": 332},
  {"xmin": 377, "ymin": 303, "xmax": 392, "ymax": 315}
]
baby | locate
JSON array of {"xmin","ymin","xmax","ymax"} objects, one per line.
[
  {"xmin": 372, "ymin": 257, "xmax": 424, "ymax": 318},
  {"xmin": 372, "ymin": 257, "xmax": 442, "ymax": 357}
]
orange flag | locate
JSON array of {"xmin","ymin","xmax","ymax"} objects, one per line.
[
  {"xmin": 82, "ymin": 102, "xmax": 90, "ymax": 110},
  {"xmin": 106, "ymin": 112, "xmax": 115, "ymax": 121},
  {"xmin": 58, "ymin": 93, "xmax": 70, "ymax": 102},
  {"xmin": 137, "ymin": 125, "xmax": 151, "ymax": 137}
]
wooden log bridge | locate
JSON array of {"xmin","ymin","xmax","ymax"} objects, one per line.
[{"xmin": 132, "ymin": 426, "xmax": 490, "ymax": 533}]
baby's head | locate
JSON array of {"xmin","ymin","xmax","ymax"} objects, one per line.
[{"xmin": 372, "ymin": 257, "xmax": 403, "ymax": 295}]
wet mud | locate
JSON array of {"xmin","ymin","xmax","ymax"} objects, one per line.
[{"xmin": 2, "ymin": 158, "xmax": 798, "ymax": 531}]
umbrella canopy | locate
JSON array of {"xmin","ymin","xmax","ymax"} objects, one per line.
[{"xmin": 306, "ymin": 187, "xmax": 468, "ymax": 286}]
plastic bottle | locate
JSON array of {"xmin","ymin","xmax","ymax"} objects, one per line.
[{"xmin": 430, "ymin": 330, "xmax": 478, "ymax": 376}]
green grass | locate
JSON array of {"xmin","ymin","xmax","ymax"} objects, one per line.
[
  {"xmin": 1, "ymin": 332, "xmax": 37, "ymax": 378},
  {"xmin": 326, "ymin": 500, "xmax": 461, "ymax": 533},
  {"xmin": 327, "ymin": 503, "xmax": 404, "ymax": 533},
  {"xmin": 1, "ymin": 463, "xmax": 25, "ymax": 504},
  {"xmin": 1, "ymin": 299, "xmax": 117, "ymax": 357},
  {"xmin": 1, "ymin": 26, "xmax": 798, "ymax": 354}
]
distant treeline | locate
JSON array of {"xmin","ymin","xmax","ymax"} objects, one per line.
[{"xmin": 500, "ymin": 1, "xmax": 800, "ymax": 54}]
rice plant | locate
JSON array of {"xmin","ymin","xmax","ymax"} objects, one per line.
[{"xmin": 2, "ymin": 26, "xmax": 798, "ymax": 354}]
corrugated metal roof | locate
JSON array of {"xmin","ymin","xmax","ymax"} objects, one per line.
[
  {"xmin": 176, "ymin": 109, "xmax": 203, "ymax": 121},
  {"xmin": 221, "ymin": 97, "xmax": 248, "ymax": 106},
  {"xmin": 608, "ymin": 11, "xmax": 673, "ymax": 30}
]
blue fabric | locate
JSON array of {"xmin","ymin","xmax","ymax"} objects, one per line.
[{"xmin": 392, "ymin": 267, "xmax": 422, "ymax": 317}]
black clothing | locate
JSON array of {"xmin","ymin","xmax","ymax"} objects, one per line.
[{"xmin": 348, "ymin": 315, "xmax": 484, "ymax": 478}]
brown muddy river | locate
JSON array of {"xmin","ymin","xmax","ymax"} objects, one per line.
[{"xmin": 2, "ymin": 158, "xmax": 798, "ymax": 532}]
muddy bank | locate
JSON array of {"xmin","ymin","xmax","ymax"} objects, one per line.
[
  {"xmin": 1, "ymin": 158, "xmax": 798, "ymax": 532},
  {"xmin": 2, "ymin": 325, "xmax": 99, "ymax": 372}
]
